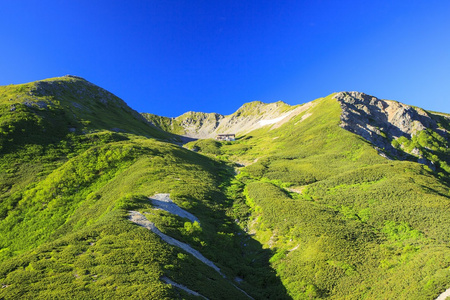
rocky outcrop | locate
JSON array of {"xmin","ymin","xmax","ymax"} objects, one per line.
[
  {"xmin": 175, "ymin": 111, "xmax": 225, "ymax": 139},
  {"xmin": 335, "ymin": 92, "xmax": 436, "ymax": 138},
  {"xmin": 144, "ymin": 101, "xmax": 315, "ymax": 139},
  {"xmin": 334, "ymin": 91, "xmax": 442, "ymax": 166}
]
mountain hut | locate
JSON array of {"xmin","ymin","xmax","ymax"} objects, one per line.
[{"xmin": 216, "ymin": 134, "xmax": 235, "ymax": 141}]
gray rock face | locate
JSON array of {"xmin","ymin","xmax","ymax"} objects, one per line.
[
  {"xmin": 418, "ymin": 156, "xmax": 436, "ymax": 171},
  {"xmin": 147, "ymin": 101, "xmax": 315, "ymax": 139},
  {"xmin": 334, "ymin": 91, "xmax": 438, "ymax": 159},
  {"xmin": 176, "ymin": 111, "xmax": 225, "ymax": 139}
]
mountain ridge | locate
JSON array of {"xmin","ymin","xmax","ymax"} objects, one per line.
[
  {"xmin": 145, "ymin": 89, "xmax": 450, "ymax": 175},
  {"xmin": 1, "ymin": 76, "xmax": 450, "ymax": 299},
  {"xmin": 1, "ymin": 75, "xmax": 170, "ymax": 138},
  {"xmin": 143, "ymin": 99, "xmax": 315, "ymax": 139}
]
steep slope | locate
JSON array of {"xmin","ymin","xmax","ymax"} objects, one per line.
[
  {"xmin": 143, "ymin": 100, "xmax": 314, "ymax": 139},
  {"xmin": 178, "ymin": 92, "xmax": 450, "ymax": 175},
  {"xmin": 1, "ymin": 77, "xmax": 450, "ymax": 300},
  {"xmin": 187, "ymin": 94, "xmax": 450, "ymax": 299},
  {"xmin": 0, "ymin": 77, "xmax": 286, "ymax": 299},
  {"xmin": 335, "ymin": 91, "xmax": 450, "ymax": 173},
  {"xmin": 0, "ymin": 75, "xmax": 173, "ymax": 149}
]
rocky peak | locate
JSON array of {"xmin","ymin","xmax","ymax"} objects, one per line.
[
  {"xmin": 144, "ymin": 100, "xmax": 312, "ymax": 139},
  {"xmin": 335, "ymin": 91, "xmax": 436, "ymax": 139},
  {"xmin": 334, "ymin": 91, "xmax": 444, "ymax": 168}
]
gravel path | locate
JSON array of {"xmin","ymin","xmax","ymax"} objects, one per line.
[
  {"xmin": 149, "ymin": 193, "xmax": 200, "ymax": 223},
  {"xmin": 128, "ymin": 210, "xmax": 254, "ymax": 299},
  {"xmin": 129, "ymin": 210, "xmax": 221, "ymax": 274},
  {"xmin": 436, "ymin": 288, "xmax": 450, "ymax": 300},
  {"xmin": 161, "ymin": 276, "xmax": 209, "ymax": 299}
]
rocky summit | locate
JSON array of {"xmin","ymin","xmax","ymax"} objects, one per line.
[{"xmin": 0, "ymin": 76, "xmax": 449, "ymax": 300}]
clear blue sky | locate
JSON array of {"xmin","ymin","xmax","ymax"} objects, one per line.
[{"xmin": 1, "ymin": 1, "xmax": 449, "ymax": 117}]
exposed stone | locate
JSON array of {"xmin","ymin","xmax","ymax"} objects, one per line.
[
  {"xmin": 418, "ymin": 157, "xmax": 436, "ymax": 171},
  {"xmin": 375, "ymin": 147, "xmax": 392, "ymax": 160},
  {"xmin": 22, "ymin": 100, "xmax": 48, "ymax": 109},
  {"xmin": 147, "ymin": 101, "xmax": 316, "ymax": 139},
  {"xmin": 149, "ymin": 193, "xmax": 200, "ymax": 224},
  {"xmin": 411, "ymin": 147, "xmax": 421, "ymax": 156},
  {"xmin": 335, "ymin": 92, "xmax": 437, "ymax": 139},
  {"xmin": 334, "ymin": 91, "xmax": 443, "ymax": 168}
]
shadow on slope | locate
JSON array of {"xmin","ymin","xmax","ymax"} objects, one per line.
[
  {"xmin": 0, "ymin": 135, "xmax": 289, "ymax": 299},
  {"xmin": 201, "ymin": 94, "xmax": 450, "ymax": 299}
]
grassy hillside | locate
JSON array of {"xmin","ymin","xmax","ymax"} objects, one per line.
[
  {"xmin": 0, "ymin": 135, "xmax": 288, "ymax": 299},
  {"xmin": 1, "ymin": 77, "xmax": 450, "ymax": 299},
  {"xmin": 0, "ymin": 75, "xmax": 171, "ymax": 151},
  {"xmin": 188, "ymin": 94, "xmax": 450, "ymax": 299},
  {"xmin": 0, "ymin": 77, "xmax": 287, "ymax": 299}
]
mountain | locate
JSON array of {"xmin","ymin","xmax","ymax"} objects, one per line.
[
  {"xmin": 142, "ymin": 100, "xmax": 313, "ymax": 139},
  {"xmin": 1, "ymin": 77, "xmax": 450, "ymax": 300}
]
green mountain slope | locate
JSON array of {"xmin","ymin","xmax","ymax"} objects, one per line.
[
  {"xmin": 185, "ymin": 94, "xmax": 450, "ymax": 299},
  {"xmin": 0, "ymin": 77, "xmax": 285, "ymax": 299},
  {"xmin": 0, "ymin": 75, "xmax": 173, "ymax": 148},
  {"xmin": 1, "ymin": 77, "xmax": 450, "ymax": 299}
]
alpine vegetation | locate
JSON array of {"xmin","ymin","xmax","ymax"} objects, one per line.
[{"xmin": 0, "ymin": 76, "xmax": 449, "ymax": 299}]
